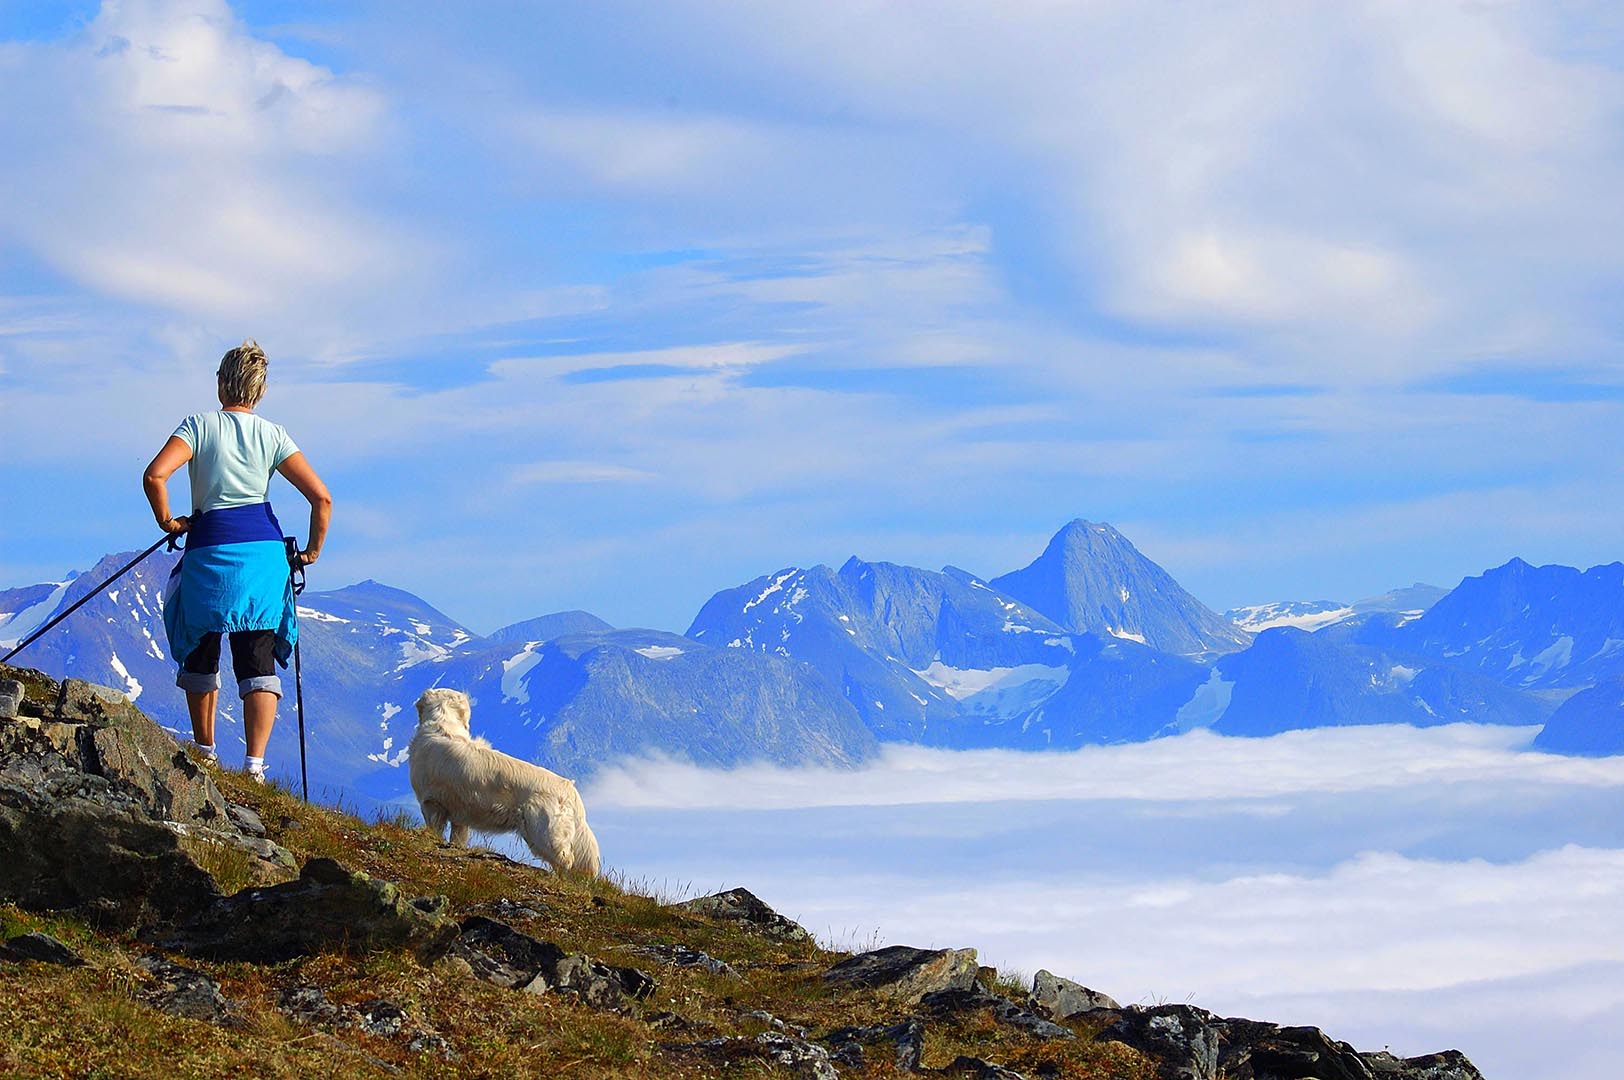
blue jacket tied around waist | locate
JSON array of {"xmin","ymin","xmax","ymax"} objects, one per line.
[{"xmin": 163, "ymin": 502, "xmax": 298, "ymax": 668}]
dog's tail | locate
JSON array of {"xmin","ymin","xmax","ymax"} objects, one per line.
[{"xmin": 571, "ymin": 811, "xmax": 602, "ymax": 877}]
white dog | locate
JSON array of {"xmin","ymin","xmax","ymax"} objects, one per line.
[{"xmin": 408, "ymin": 688, "xmax": 601, "ymax": 875}]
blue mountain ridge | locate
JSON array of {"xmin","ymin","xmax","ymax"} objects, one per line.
[{"xmin": 3, "ymin": 519, "xmax": 1619, "ymax": 807}]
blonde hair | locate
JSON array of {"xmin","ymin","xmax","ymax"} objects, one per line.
[{"xmin": 217, "ymin": 339, "xmax": 268, "ymax": 407}]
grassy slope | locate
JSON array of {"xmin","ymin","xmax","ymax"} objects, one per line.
[{"xmin": 0, "ymin": 762, "xmax": 1154, "ymax": 1080}]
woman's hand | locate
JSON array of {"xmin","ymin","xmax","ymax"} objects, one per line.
[
  {"xmin": 296, "ymin": 548, "xmax": 319, "ymax": 566},
  {"xmin": 162, "ymin": 515, "xmax": 191, "ymax": 535}
]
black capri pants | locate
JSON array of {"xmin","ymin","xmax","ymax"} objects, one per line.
[{"xmin": 175, "ymin": 630, "xmax": 282, "ymax": 699}]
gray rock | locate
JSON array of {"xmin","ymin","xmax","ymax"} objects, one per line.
[
  {"xmin": 406, "ymin": 1031, "xmax": 457, "ymax": 1060},
  {"xmin": 163, "ymin": 857, "xmax": 459, "ymax": 964},
  {"xmin": 0, "ymin": 665, "xmax": 291, "ymax": 929},
  {"xmin": 1030, "ymin": 968, "xmax": 1119, "ymax": 1018},
  {"xmin": 356, "ymin": 999, "xmax": 408, "ymax": 1038},
  {"xmin": 225, "ymin": 803, "xmax": 266, "ymax": 838},
  {"xmin": 743, "ymin": 1008, "xmax": 805, "ymax": 1036},
  {"xmin": 0, "ymin": 679, "xmax": 22, "ymax": 720},
  {"xmin": 631, "ymin": 942, "xmax": 738, "ymax": 978},
  {"xmin": 1217, "ymin": 1019, "xmax": 1371, "ymax": 1080},
  {"xmin": 922, "ymin": 987, "xmax": 1075, "ymax": 1040},
  {"xmin": 1095, "ymin": 1004, "xmax": 1224, "ymax": 1080},
  {"xmin": 278, "ymin": 985, "xmax": 343, "ymax": 1024},
  {"xmin": 455, "ymin": 915, "xmax": 654, "ymax": 1009},
  {"xmin": 754, "ymin": 1031, "xmax": 839, "ymax": 1080},
  {"xmin": 675, "ymin": 886, "xmax": 811, "ymax": 944},
  {"xmin": 823, "ymin": 944, "xmax": 980, "ymax": 1004},
  {"xmin": 1361, "ymin": 1049, "xmax": 1486, "ymax": 1080},
  {"xmin": 824, "ymin": 1017, "xmax": 924, "ymax": 1071},
  {"xmin": 137, "ymin": 954, "xmax": 236, "ymax": 1025},
  {"xmin": 0, "ymin": 930, "xmax": 84, "ymax": 966}
]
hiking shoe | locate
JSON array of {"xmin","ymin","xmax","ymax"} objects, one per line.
[{"xmin": 246, "ymin": 764, "xmax": 268, "ymax": 785}]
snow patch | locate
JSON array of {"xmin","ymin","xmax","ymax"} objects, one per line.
[
  {"xmin": 501, "ymin": 644, "xmax": 545, "ymax": 705},
  {"xmin": 108, "ymin": 652, "xmax": 142, "ymax": 701},
  {"xmin": 0, "ymin": 580, "xmax": 71, "ymax": 647},
  {"xmin": 1172, "ymin": 668, "xmax": 1234, "ymax": 732},
  {"xmin": 912, "ymin": 660, "xmax": 1069, "ymax": 719},
  {"xmin": 635, "ymin": 645, "xmax": 684, "ymax": 660},
  {"xmin": 1108, "ymin": 627, "xmax": 1147, "ymax": 645},
  {"xmin": 297, "ymin": 606, "xmax": 351, "ymax": 624}
]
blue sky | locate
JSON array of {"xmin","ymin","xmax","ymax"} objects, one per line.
[{"xmin": 3, "ymin": 0, "xmax": 1623, "ymax": 633}]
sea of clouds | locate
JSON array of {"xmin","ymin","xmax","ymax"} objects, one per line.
[{"xmin": 575, "ymin": 725, "xmax": 1624, "ymax": 1080}]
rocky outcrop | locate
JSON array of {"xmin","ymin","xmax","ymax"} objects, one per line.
[
  {"xmin": 1029, "ymin": 968, "xmax": 1119, "ymax": 1018},
  {"xmin": 675, "ymin": 886, "xmax": 812, "ymax": 944},
  {"xmin": 823, "ymin": 944, "xmax": 980, "ymax": 1003},
  {"xmin": 824, "ymin": 1017, "xmax": 925, "ymax": 1071},
  {"xmin": 137, "ymin": 954, "xmax": 238, "ymax": 1025},
  {"xmin": 0, "ymin": 667, "xmax": 294, "ymax": 929},
  {"xmin": 1095, "ymin": 1004, "xmax": 1488, "ymax": 1080},
  {"xmin": 454, "ymin": 914, "xmax": 655, "ymax": 1010},
  {"xmin": 162, "ymin": 857, "xmax": 458, "ymax": 964},
  {"xmin": 921, "ymin": 987, "xmax": 1075, "ymax": 1040}
]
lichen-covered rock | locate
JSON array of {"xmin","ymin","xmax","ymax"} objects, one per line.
[
  {"xmin": 679, "ymin": 1032, "xmax": 838, "ymax": 1080},
  {"xmin": 455, "ymin": 915, "xmax": 654, "ymax": 1009},
  {"xmin": 1030, "ymin": 968, "xmax": 1119, "ymax": 1018},
  {"xmin": 0, "ymin": 668, "xmax": 292, "ymax": 928},
  {"xmin": 0, "ymin": 679, "xmax": 22, "ymax": 720},
  {"xmin": 922, "ymin": 987, "xmax": 1075, "ymax": 1040},
  {"xmin": 1096, "ymin": 1004, "xmax": 1224, "ymax": 1080},
  {"xmin": 163, "ymin": 857, "xmax": 458, "ymax": 963},
  {"xmin": 1218, "ymin": 1019, "xmax": 1370, "ymax": 1080},
  {"xmin": 823, "ymin": 944, "xmax": 980, "ymax": 1004},
  {"xmin": 137, "ymin": 955, "xmax": 237, "ymax": 1025},
  {"xmin": 824, "ymin": 1017, "xmax": 925, "ymax": 1071},
  {"xmin": 675, "ymin": 886, "xmax": 811, "ymax": 943},
  {"xmin": 1361, "ymin": 1049, "xmax": 1486, "ymax": 1080}
]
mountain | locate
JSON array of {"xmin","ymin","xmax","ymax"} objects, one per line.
[
  {"xmin": 1209, "ymin": 627, "xmax": 1546, "ymax": 737},
  {"xmin": 1382, "ymin": 559, "xmax": 1624, "ymax": 690},
  {"xmin": 488, "ymin": 610, "xmax": 613, "ymax": 643},
  {"xmin": 990, "ymin": 520, "xmax": 1250, "ymax": 656},
  {"xmin": 1225, "ymin": 582, "xmax": 1447, "ymax": 635},
  {"xmin": 0, "ymin": 553, "xmax": 875, "ymax": 806},
  {"xmin": 686, "ymin": 558, "xmax": 1067, "ymax": 741},
  {"xmin": 1532, "ymin": 675, "xmax": 1624, "ymax": 756}
]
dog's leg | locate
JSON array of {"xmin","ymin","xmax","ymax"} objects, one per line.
[
  {"xmin": 449, "ymin": 822, "xmax": 471, "ymax": 848},
  {"xmin": 420, "ymin": 799, "xmax": 451, "ymax": 843},
  {"xmin": 520, "ymin": 801, "xmax": 570, "ymax": 872}
]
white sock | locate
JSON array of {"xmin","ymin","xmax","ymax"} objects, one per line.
[
  {"xmin": 245, "ymin": 755, "xmax": 265, "ymax": 772},
  {"xmin": 194, "ymin": 742, "xmax": 217, "ymax": 761}
]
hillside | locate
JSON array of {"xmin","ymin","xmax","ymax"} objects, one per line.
[{"xmin": 0, "ymin": 664, "xmax": 1486, "ymax": 1080}]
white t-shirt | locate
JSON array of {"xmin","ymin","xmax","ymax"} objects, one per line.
[{"xmin": 172, "ymin": 411, "xmax": 299, "ymax": 515}]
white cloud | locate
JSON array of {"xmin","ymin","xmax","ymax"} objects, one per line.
[
  {"xmin": 585, "ymin": 723, "xmax": 1624, "ymax": 809},
  {"xmin": 580, "ymin": 724, "xmax": 1624, "ymax": 1079},
  {"xmin": 0, "ymin": 0, "xmax": 416, "ymax": 329}
]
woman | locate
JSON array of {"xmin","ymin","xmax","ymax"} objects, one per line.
[{"xmin": 143, "ymin": 340, "xmax": 332, "ymax": 781}]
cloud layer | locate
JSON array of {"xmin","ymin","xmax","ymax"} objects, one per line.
[{"xmin": 579, "ymin": 725, "xmax": 1624, "ymax": 1080}]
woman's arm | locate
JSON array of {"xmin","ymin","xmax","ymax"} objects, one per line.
[
  {"xmin": 143, "ymin": 436, "xmax": 193, "ymax": 534},
  {"xmin": 276, "ymin": 452, "xmax": 332, "ymax": 565}
]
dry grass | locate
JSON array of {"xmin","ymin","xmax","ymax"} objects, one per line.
[{"xmin": 0, "ymin": 769, "xmax": 1156, "ymax": 1079}]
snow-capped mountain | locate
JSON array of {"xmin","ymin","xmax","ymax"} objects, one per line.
[
  {"xmin": 5, "ymin": 520, "xmax": 1619, "ymax": 803},
  {"xmin": 990, "ymin": 520, "xmax": 1250, "ymax": 656},
  {"xmin": 686, "ymin": 558, "xmax": 1067, "ymax": 741},
  {"xmin": 1381, "ymin": 559, "xmax": 1624, "ymax": 690}
]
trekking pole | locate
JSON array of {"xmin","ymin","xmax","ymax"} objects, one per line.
[
  {"xmin": 284, "ymin": 537, "xmax": 310, "ymax": 803},
  {"xmin": 2, "ymin": 532, "xmax": 179, "ymax": 664}
]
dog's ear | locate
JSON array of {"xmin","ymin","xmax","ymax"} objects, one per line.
[{"xmin": 455, "ymin": 693, "xmax": 472, "ymax": 727}]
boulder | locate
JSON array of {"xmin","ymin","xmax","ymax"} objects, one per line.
[
  {"xmin": 680, "ymin": 1032, "xmax": 838, "ymax": 1080},
  {"xmin": 0, "ymin": 930, "xmax": 84, "ymax": 966},
  {"xmin": 824, "ymin": 1017, "xmax": 925, "ymax": 1071},
  {"xmin": 0, "ymin": 678, "xmax": 22, "ymax": 720},
  {"xmin": 1218, "ymin": 1020, "xmax": 1370, "ymax": 1080},
  {"xmin": 823, "ymin": 944, "xmax": 980, "ymax": 1003},
  {"xmin": 163, "ymin": 857, "xmax": 458, "ymax": 964},
  {"xmin": 137, "ymin": 955, "xmax": 237, "ymax": 1025},
  {"xmin": 674, "ymin": 886, "xmax": 811, "ymax": 944},
  {"xmin": 1030, "ymin": 968, "xmax": 1119, "ymax": 1018},
  {"xmin": 922, "ymin": 987, "xmax": 1075, "ymax": 1040},
  {"xmin": 0, "ymin": 668, "xmax": 293, "ymax": 929},
  {"xmin": 455, "ymin": 915, "xmax": 654, "ymax": 1009},
  {"xmin": 1361, "ymin": 1050, "xmax": 1486, "ymax": 1080},
  {"xmin": 1095, "ymin": 1004, "xmax": 1224, "ymax": 1080}
]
